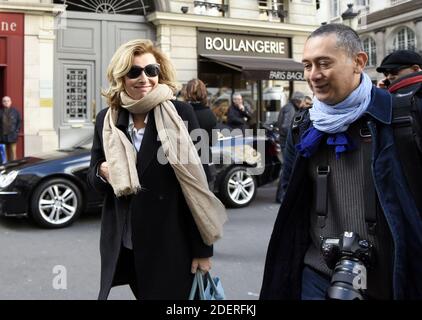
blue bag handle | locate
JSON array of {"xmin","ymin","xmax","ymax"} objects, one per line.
[
  {"xmin": 189, "ymin": 271, "xmax": 223, "ymax": 300},
  {"xmin": 189, "ymin": 271, "xmax": 205, "ymax": 300}
]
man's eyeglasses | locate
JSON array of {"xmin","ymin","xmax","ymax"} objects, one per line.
[
  {"xmin": 126, "ymin": 63, "xmax": 160, "ymax": 79},
  {"xmin": 383, "ymin": 65, "xmax": 411, "ymax": 77}
]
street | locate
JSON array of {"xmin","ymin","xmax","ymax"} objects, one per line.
[{"xmin": 0, "ymin": 182, "xmax": 279, "ymax": 300}]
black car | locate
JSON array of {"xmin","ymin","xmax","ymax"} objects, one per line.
[{"xmin": 0, "ymin": 130, "xmax": 281, "ymax": 228}]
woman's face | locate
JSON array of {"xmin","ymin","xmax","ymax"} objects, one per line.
[{"xmin": 124, "ymin": 53, "xmax": 159, "ymax": 100}]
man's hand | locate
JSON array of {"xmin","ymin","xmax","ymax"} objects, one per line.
[
  {"xmin": 377, "ymin": 78, "xmax": 390, "ymax": 89},
  {"xmin": 191, "ymin": 257, "xmax": 212, "ymax": 274}
]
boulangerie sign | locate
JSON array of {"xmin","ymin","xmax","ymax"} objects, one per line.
[{"xmin": 198, "ymin": 31, "xmax": 290, "ymax": 58}]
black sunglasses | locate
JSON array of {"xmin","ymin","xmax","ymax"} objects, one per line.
[
  {"xmin": 126, "ymin": 63, "xmax": 160, "ymax": 79},
  {"xmin": 383, "ymin": 65, "xmax": 411, "ymax": 77}
]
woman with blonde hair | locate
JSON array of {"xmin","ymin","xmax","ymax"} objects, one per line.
[{"xmin": 87, "ymin": 39, "xmax": 226, "ymax": 300}]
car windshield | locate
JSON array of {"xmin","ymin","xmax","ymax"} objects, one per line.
[{"xmin": 72, "ymin": 135, "xmax": 93, "ymax": 149}]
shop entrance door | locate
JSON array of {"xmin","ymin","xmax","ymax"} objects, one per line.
[
  {"xmin": 55, "ymin": 12, "xmax": 155, "ymax": 148},
  {"xmin": 0, "ymin": 67, "xmax": 4, "ymax": 100}
]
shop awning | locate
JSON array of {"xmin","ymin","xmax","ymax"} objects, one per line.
[{"xmin": 200, "ymin": 54, "xmax": 305, "ymax": 81}]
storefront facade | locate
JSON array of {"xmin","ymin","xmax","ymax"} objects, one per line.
[
  {"xmin": 148, "ymin": 2, "xmax": 317, "ymax": 127},
  {"xmin": 197, "ymin": 30, "xmax": 304, "ymax": 125},
  {"xmin": 0, "ymin": 1, "xmax": 59, "ymax": 158},
  {"xmin": 2, "ymin": 0, "xmax": 317, "ymax": 154}
]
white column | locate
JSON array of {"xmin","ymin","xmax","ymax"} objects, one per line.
[
  {"xmin": 415, "ymin": 19, "xmax": 422, "ymax": 52},
  {"xmin": 375, "ymin": 28, "xmax": 386, "ymax": 65}
]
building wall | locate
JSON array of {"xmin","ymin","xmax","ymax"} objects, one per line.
[
  {"xmin": 358, "ymin": 0, "xmax": 422, "ymax": 81},
  {"xmin": 228, "ymin": 0, "xmax": 260, "ymax": 20},
  {"xmin": 167, "ymin": 0, "xmax": 317, "ymax": 25},
  {"xmin": 157, "ymin": 24, "xmax": 198, "ymax": 85},
  {"xmin": 24, "ymin": 12, "xmax": 57, "ymax": 155},
  {"xmin": 287, "ymin": 0, "xmax": 318, "ymax": 26},
  {"xmin": 0, "ymin": 0, "xmax": 62, "ymax": 155}
]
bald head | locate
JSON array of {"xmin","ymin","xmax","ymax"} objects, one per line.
[{"xmin": 2, "ymin": 96, "xmax": 12, "ymax": 108}]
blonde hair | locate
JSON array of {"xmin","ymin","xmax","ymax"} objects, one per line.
[{"xmin": 102, "ymin": 39, "xmax": 179, "ymax": 109}]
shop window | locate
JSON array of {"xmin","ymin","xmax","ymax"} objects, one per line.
[
  {"xmin": 391, "ymin": 0, "xmax": 410, "ymax": 6},
  {"xmin": 53, "ymin": 0, "xmax": 155, "ymax": 15},
  {"xmin": 193, "ymin": 1, "xmax": 229, "ymax": 17},
  {"xmin": 393, "ymin": 27, "xmax": 416, "ymax": 51},
  {"xmin": 355, "ymin": 0, "xmax": 370, "ymax": 7},
  {"xmin": 65, "ymin": 69, "xmax": 88, "ymax": 121},
  {"xmin": 258, "ymin": 0, "xmax": 287, "ymax": 22},
  {"xmin": 331, "ymin": 0, "xmax": 340, "ymax": 18},
  {"xmin": 363, "ymin": 37, "xmax": 377, "ymax": 67}
]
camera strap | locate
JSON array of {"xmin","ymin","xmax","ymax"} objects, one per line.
[
  {"xmin": 316, "ymin": 159, "xmax": 330, "ymax": 228},
  {"xmin": 360, "ymin": 118, "xmax": 377, "ymax": 235}
]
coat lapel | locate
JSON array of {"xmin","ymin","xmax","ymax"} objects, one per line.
[
  {"xmin": 137, "ymin": 110, "xmax": 161, "ymax": 178},
  {"xmin": 115, "ymin": 108, "xmax": 131, "ymax": 141}
]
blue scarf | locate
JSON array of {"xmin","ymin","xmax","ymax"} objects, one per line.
[{"xmin": 296, "ymin": 73, "xmax": 373, "ymax": 158}]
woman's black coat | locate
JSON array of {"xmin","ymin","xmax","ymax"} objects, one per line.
[
  {"xmin": 87, "ymin": 100, "xmax": 213, "ymax": 300},
  {"xmin": 189, "ymin": 102, "xmax": 217, "ymax": 144}
]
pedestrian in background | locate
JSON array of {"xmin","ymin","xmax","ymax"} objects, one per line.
[
  {"xmin": 1, "ymin": 96, "xmax": 21, "ymax": 161},
  {"xmin": 87, "ymin": 39, "xmax": 226, "ymax": 300},
  {"xmin": 183, "ymin": 78, "xmax": 218, "ymax": 185},
  {"xmin": 183, "ymin": 78, "xmax": 217, "ymax": 145},
  {"xmin": 227, "ymin": 93, "xmax": 251, "ymax": 132},
  {"xmin": 375, "ymin": 50, "xmax": 422, "ymax": 89},
  {"xmin": 275, "ymin": 91, "xmax": 305, "ymax": 203},
  {"xmin": 301, "ymin": 96, "xmax": 313, "ymax": 109},
  {"xmin": 276, "ymin": 91, "xmax": 305, "ymax": 154}
]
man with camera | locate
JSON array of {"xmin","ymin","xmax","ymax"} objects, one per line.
[{"xmin": 260, "ymin": 24, "xmax": 422, "ymax": 300}]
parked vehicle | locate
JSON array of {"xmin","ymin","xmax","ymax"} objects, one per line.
[{"xmin": 0, "ymin": 129, "xmax": 281, "ymax": 228}]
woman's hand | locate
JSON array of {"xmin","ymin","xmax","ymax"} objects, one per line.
[
  {"xmin": 191, "ymin": 257, "xmax": 212, "ymax": 274},
  {"xmin": 99, "ymin": 161, "xmax": 110, "ymax": 182}
]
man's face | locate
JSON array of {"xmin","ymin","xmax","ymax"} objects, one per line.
[
  {"xmin": 2, "ymin": 97, "xmax": 11, "ymax": 108},
  {"xmin": 233, "ymin": 96, "xmax": 243, "ymax": 107},
  {"xmin": 384, "ymin": 65, "xmax": 421, "ymax": 83},
  {"xmin": 302, "ymin": 34, "xmax": 365, "ymax": 105}
]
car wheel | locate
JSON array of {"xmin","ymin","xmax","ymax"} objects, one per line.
[
  {"xmin": 30, "ymin": 178, "xmax": 83, "ymax": 228},
  {"xmin": 220, "ymin": 166, "xmax": 257, "ymax": 208}
]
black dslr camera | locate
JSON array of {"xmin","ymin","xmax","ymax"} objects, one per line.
[{"xmin": 320, "ymin": 232, "xmax": 373, "ymax": 300}]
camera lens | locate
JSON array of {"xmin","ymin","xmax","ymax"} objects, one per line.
[{"xmin": 326, "ymin": 259, "xmax": 367, "ymax": 300}]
